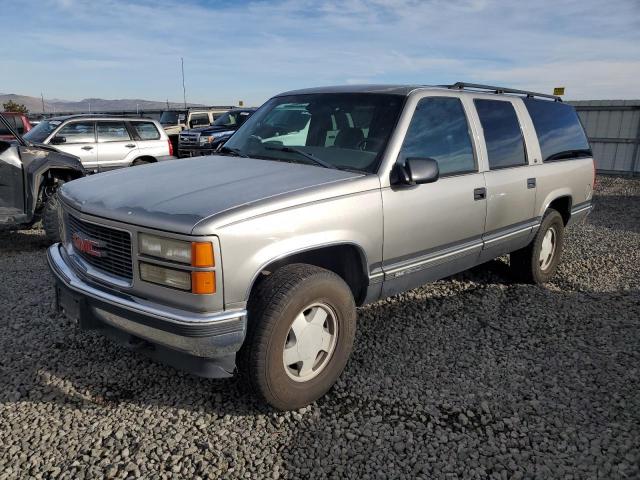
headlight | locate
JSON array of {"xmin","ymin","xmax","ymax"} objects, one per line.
[
  {"xmin": 199, "ymin": 135, "xmax": 215, "ymax": 145},
  {"xmin": 140, "ymin": 263, "xmax": 192, "ymax": 290},
  {"xmin": 139, "ymin": 233, "xmax": 192, "ymax": 264}
]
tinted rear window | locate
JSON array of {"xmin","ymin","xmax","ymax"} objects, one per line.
[
  {"xmin": 133, "ymin": 121, "xmax": 161, "ymax": 140},
  {"xmin": 0, "ymin": 114, "xmax": 24, "ymax": 135},
  {"xmin": 523, "ymin": 99, "xmax": 591, "ymax": 161},
  {"xmin": 474, "ymin": 99, "xmax": 527, "ymax": 169}
]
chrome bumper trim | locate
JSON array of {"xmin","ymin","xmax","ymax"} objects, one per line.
[{"xmin": 48, "ymin": 243, "xmax": 244, "ymax": 326}]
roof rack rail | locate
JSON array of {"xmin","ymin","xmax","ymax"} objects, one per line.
[{"xmin": 446, "ymin": 82, "xmax": 562, "ymax": 102}]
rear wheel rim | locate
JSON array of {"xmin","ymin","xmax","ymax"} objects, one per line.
[
  {"xmin": 539, "ymin": 226, "xmax": 557, "ymax": 271},
  {"xmin": 283, "ymin": 303, "xmax": 338, "ymax": 382}
]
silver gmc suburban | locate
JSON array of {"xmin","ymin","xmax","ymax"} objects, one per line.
[{"xmin": 48, "ymin": 83, "xmax": 595, "ymax": 410}]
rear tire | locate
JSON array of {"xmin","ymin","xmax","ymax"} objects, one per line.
[
  {"xmin": 42, "ymin": 192, "xmax": 62, "ymax": 244},
  {"xmin": 132, "ymin": 158, "xmax": 152, "ymax": 166},
  {"xmin": 510, "ymin": 209, "xmax": 565, "ymax": 284},
  {"xmin": 238, "ymin": 264, "xmax": 357, "ymax": 410}
]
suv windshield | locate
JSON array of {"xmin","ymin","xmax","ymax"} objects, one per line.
[
  {"xmin": 213, "ymin": 112, "xmax": 238, "ymax": 127},
  {"xmin": 24, "ymin": 120, "xmax": 62, "ymax": 143},
  {"xmin": 223, "ymin": 94, "xmax": 404, "ymax": 172},
  {"xmin": 160, "ymin": 111, "xmax": 185, "ymax": 125}
]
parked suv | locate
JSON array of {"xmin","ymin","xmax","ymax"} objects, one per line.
[
  {"xmin": 48, "ymin": 83, "xmax": 595, "ymax": 410},
  {"xmin": 178, "ymin": 108, "xmax": 256, "ymax": 157},
  {"xmin": 23, "ymin": 115, "xmax": 175, "ymax": 172},
  {"xmin": 0, "ymin": 115, "xmax": 84, "ymax": 242},
  {"xmin": 0, "ymin": 112, "xmax": 32, "ymax": 141}
]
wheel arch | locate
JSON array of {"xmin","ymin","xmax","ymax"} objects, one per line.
[
  {"xmin": 246, "ymin": 242, "xmax": 371, "ymax": 306},
  {"xmin": 545, "ymin": 195, "xmax": 572, "ymax": 225},
  {"xmin": 131, "ymin": 155, "xmax": 157, "ymax": 166}
]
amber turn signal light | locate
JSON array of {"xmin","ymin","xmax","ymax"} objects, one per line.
[
  {"xmin": 191, "ymin": 242, "xmax": 214, "ymax": 267},
  {"xmin": 192, "ymin": 271, "xmax": 216, "ymax": 294}
]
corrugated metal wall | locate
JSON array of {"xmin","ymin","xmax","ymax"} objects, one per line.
[{"xmin": 569, "ymin": 100, "xmax": 640, "ymax": 174}]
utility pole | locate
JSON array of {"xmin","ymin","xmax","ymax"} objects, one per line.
[
  {"xmin": 181, "ymin": 57, "xmax": 187, "ymax": 109},
  {"xmin": 40, "ymin": 93, "xmax": 46, "ymax": 113}
]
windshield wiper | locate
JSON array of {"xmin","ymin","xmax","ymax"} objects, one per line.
[
  {"xmin": 264, "ymin": 145, "xmax": 337, "ymax": 170},
  {"xmin": 218, "ymin": 146, "xmax": 249, "ymax": 158}
]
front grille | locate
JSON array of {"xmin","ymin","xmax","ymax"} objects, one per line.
[
  {"xmin": 179, "ymin": 133, "xmax": 199, "ymax": 145},
  {"xmin": 67, "ymin": 214, "xmax": 133, "ymax": 280}
]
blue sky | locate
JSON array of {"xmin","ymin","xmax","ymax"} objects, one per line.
[{"xmin": 2, "ymin": 0, "xmax": 639, "ymax": 105}]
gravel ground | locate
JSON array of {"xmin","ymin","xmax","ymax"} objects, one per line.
[{"xmin": 1, "ymin": 176, "xmax": 639, "ymax": 479}]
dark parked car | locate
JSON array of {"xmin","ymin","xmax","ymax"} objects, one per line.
[
  {"xmin": 0, "ymin": 112, "xmax": 31, "ymax": 141},
  {"xmin": 178, "ymin": 108, "xmax": 256, "ymax": 157},
  {"xmin": 0, "ymin": 114, "xmax": 85, "ymax": 242}
]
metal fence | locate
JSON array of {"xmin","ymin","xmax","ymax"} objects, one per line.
[{"xmin": 569, "ymin": 100, "xmax": 640, "ymax": 175}]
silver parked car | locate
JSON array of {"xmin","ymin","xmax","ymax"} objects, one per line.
[
  {"xmin": 48, "ymin": 83, "xmax": 595, "ymax": 410},
  {"xmin": 24, "ymin": 115, "xmax": 175, "ymax": 172}
]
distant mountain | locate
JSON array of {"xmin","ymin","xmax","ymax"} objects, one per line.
[{"xmin": 0, "ymin": 93, "xmax": 211, "ymax": 114}]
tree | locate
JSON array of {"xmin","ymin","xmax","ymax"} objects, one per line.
[{"xmin": 2, "ymin": 100, "xmax": 29, "ymax": 115}]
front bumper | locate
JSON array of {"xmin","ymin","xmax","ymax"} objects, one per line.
[
  {"xmin": 178, "ymin": 146, "xmax": 215, "ymax": 158},
  {"xmin": 47, "ymin": 243, "xmax": 247, "ymax": 378}
]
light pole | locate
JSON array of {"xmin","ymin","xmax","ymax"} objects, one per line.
[{"xmin": 181, "ymin": 57, "xmax": 187, "ymax": 109}]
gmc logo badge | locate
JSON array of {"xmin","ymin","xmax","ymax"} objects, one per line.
[{"xmin": 72, "ymin": 232, "xmax": 107, "ymax": 258}]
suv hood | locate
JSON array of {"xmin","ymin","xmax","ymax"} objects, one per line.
[{"xmin": 59, "ymin": 156, "xmax": 362, "ymax": 234}]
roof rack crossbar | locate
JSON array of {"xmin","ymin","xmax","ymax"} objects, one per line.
[{"xmin": 447, "ymin": 82, "xmax": 562, "ymax": 102}]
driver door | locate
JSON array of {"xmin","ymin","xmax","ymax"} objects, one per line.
[
  {"xmin": 51, "ymin": 121, "xmax": 98, "ymax": 169},
  {"xmin": 381, "ymin": 95, "xmax": 487, "ymax": 297}
]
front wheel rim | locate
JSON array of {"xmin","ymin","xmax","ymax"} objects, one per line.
[
  {"xmin": 539, "ymin": 226, "xmax": 557, "ymax": 271},
  {"xmin": 283, "ymin": 302, "xmax": 338, "ymax": 382}
]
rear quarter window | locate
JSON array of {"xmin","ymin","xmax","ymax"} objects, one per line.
[
  {"xmin": 133, "ymin": 122, "xmax": 161, "ymax": 140},
  {"xmin": 523, "ymin": 99, "xmax": 591, "ymax": 161}
]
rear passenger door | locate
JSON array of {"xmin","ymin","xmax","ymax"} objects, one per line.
[
  {"xmin": 381, "ymin": 95, "xmax": 487, "ymax": 297},
  {"xmin": 130, "ymin": 121, "xmax": 165, "ymax": 159},
  {"xmin": 473, "ymin": 98, "xmax": 537, "ymax": 261},
  {"xmin": 96, "ymin": 121, "xmax": 137, "ymax": 170}
]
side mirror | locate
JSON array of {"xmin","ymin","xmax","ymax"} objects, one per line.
[
  {"xmin": 51, "ymin": 136, "xmax": 66, "ymax": 145},
  {"xmin": 392, "ymin": 157, "xmax": 439, "ymax": 185}
]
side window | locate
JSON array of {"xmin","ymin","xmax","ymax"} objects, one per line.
[
  {"xmin": 400, "ymin": 97, "xmax": 476, "ymax": 176},
  {"xmin": 13, "ymin": 116, "xmax": 25, "ymax": 134},
  {"xmin": 132, "ymin": 122, "xmax": 161, "ymax": 140},
  {"xmin": 474, "ymin": 99, "xmax": 526, "ymax": 169},
  {"xmin": 237, "ymin": 111, "xmax": 251, "ymax": 126},
  {"xmin": 57, "ymin": 122, "xmax": 95, "ymax": 144},
  {"xmin": 190, "ymin": 113, "xmax": 210, "ymax": 127},
  {"xmin": 97, "ymin": 122, "xmax": 131, "ymax": 142},
  {"xmin": 523, "ymin": 99, "xmax": 591, "ymax": 161}
]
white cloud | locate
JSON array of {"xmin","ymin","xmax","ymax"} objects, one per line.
[{"xmin": 3, "ymin": 0, "xmax": 640, "ymax": 103}]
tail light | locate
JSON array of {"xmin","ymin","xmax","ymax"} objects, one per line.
[{"xmin": 168, "ymin": 139, "xmax": 174, "ymax": 156}]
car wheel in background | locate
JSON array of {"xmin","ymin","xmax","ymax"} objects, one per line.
[
  {"xmin": 42, "ymin": 192, "xmax": 62, "ymax": 244},
  {"xmin": 238, "ymin": 264, "xmax": 357, "ymax": 411}
]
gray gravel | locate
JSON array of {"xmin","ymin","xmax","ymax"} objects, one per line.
[{"xmin": 1, "ymin": 175, "xmax": 639, "ymax": 479}]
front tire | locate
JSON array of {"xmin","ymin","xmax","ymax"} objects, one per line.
[
  {"xmin": 42, "ymin": 192, "xmax": 62, "ymax": 244},
  {"xmin": 511, "ymin": 209, "xmax": 565, "ymax": 284},
  {"xmin": 239, "ymin": 264, "xmax": 357, "ymax": 410}
]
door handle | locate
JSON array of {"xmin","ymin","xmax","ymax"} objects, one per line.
[
  {"xmin": 527, "ymin": 177, "xmax": 536, "ymax": 189},
  {"xmin": 81, "ymin": 146, "xmax": 93, "ymax": 151},
  {"xmin": 125, "ymin": 144, "xmax": 136, "ymax": 148},
  {"xmin": 474, "ymin": 187, "xmax": 486, "ymax": 201}
]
